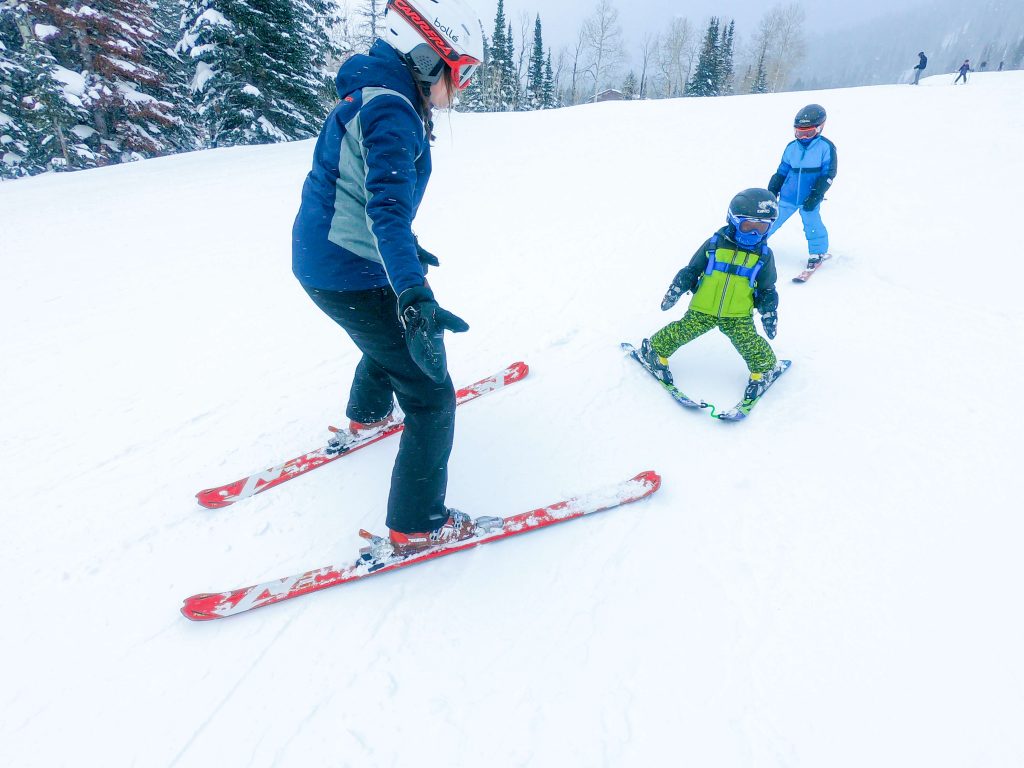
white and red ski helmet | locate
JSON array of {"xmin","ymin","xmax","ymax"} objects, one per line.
[{"xmin": 384, "ymin": 0, "xmax": 484, "ymax": 91}]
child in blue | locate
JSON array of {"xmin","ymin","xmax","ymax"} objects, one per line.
[{"xmin": 766, "ymin": 104, "xmax": 838, "ymax": 269}]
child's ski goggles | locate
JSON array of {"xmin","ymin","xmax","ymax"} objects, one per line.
[
  {"xmin": 794, "ymin": 125, "xmax": 821, "ymax": 139},
  {"xmin": 735, "ymin": 217, "xmax": 773, "ymax": 235}
]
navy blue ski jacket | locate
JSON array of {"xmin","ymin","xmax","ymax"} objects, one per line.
[{"xmin": 292, "ymin": 41, "xmax": 431, "ymax": 295}]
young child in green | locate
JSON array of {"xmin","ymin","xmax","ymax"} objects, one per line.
[{"xmin": 639, "ymin": 188, "xmax": 782, "ymax": 403}]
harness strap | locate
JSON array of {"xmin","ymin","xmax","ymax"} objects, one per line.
[{"xmin": 704, "ymin": 236, "xmax": 769, "ymax": 287}]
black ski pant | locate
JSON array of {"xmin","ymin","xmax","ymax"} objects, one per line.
[
  {"xmin": 303, "ymin": 285, "xmax": 456, "ymax": 534},
  {"xmin": 954, "ymin": 72, "xmax": 968, "ymax": 84}
]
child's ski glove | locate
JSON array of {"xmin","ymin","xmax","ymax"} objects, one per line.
[
  {"xmin": 661, "ymin": 267, "xmax": 698, "ymax": 310},
  {"xmin": 761, "ymin": 311, "xmax": 778, "ymax": 339}
]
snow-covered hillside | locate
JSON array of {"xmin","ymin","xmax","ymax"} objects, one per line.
[{"xmin": 2, "ymin": 72, "xmax": 1023, "ymax": 767}]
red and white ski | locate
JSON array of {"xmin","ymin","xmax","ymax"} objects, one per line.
[
  {"xmin": 792, "ymin": 254, "xmax": 832, "ymax": 283},
  {"xmin": 181, "ymin": 471, "xmax": 662, "ymax": 621},
  {"xmin": 196, "ymin": 362, "xmax": 530, "ymax": 509}
]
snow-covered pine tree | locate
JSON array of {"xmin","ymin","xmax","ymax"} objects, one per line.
[
  {"xmin": 622, "ymin": 70, "xmax": 637, "ymax": 99},
  {"xmin": 686, "ymin": 17, "xmax": 721, "ymax": 97},
  {"xmin": 541, "ymin": 49, "xmax": 556, "ymax": 108},
  {"xmin": 23, "ymin": 0, "xmax": 186, "ymax": 161},
  {"xmin": 456, "ymin": 27, "xmax": 490, "ymax": 112},
  {"xmin": 719, "ymin": 19, "xmax": 735, "ymax": 95},
  {"xmin": 503, "ymin": 20, "xmax": 518, "ymax": 110},
  {"xmin": 0, "ymin": 24, "xmax": 33, "ymax": 177},
  {"xmin": 0, "ymin": 5, "xmax": 95, "ymax": 176},
  {"xmin": 750, "ymin": 40, "xmax": 769, "ymax": 94},
  {"xmin": 525, "ymin": 14, "xmax": 544, "ymax": 110},
  {"xmin": 178, "ymin": 0, "xmax": 340, "ymax": 147},
  {"xmin": 484, "ymin": 1, "xmax": 517, "ymax": 111}
]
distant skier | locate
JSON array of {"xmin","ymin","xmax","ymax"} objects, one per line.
[
  {"xmin": 638, "ymin": 188, "xmax": 785, "ymax": 406},
  {"xmin": 954, "ymin": 60, "xmax": 971, "ymax": 84},
  {"xmin": 766, "ymin": 104, "xmax": 838, "ymax": 270},
  {"xmin": 912, "ymin": 51, "xmax": 927, "ymax": 84},
  {"xmin": 291, "ymin": 0, "xmax": 485, "ymax": 557},
  {"xmin": 998, "ymin": 61, "xmax": 1004, "ymax": 72}
]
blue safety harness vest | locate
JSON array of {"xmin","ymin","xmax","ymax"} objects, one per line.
[{"xmin": 702, "ymin": 234, "xmax": 770, "ymax": 287}]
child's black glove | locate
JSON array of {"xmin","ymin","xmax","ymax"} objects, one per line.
[
  {"xmin": 661, "ymin": 267, "xmax": 698, "ymax": 310},
  {"xmin": 761, "ymin": 311, "xmax": 778, "ymax": 339}
]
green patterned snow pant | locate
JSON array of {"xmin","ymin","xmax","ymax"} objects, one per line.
[{"xmin": 651, "ymin": 309, "xmax": 777, "ymax": 374}]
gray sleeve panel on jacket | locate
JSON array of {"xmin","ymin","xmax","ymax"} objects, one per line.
[{"xmin": 327, "ymin": 87, "xmax": 424, "ymax": 267}]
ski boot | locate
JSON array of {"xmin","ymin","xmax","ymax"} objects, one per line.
[
  {"xmin": 807, "ymin": 253, "xmax": 831, "ymax": 269},
  {"xmin": 639, "ymin": 338, "xmax": 674, "ymax": 385},
  {"xmin": 361, "ymin": 511, "xmax": 502, "ymax": 562},
  {"xmin": 326, "ymin": 411, "xmax": 398, "ymax": 455},
  {"xmin": 743, "ymin": 372, "xmax": 769, "ymax": 403}
]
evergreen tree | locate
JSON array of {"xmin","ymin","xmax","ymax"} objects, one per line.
[
  {"xmin": 719, "ymin": 20, "xmax": 735, "ymax": 95},
  {"xmin": 23, "ymin": 0, "xmax": 187, "ymax": 160},
  {"xmin": 1, "ymin": 34, "xmax": 33, "ymax": 177},
  {"xmin": 750, "ymin": 40, "xmax": 769, "ymax": 94},
  {"xmin": 686, "ymin": 17, "xmax": 721, "ymax": 97},
  {"xmin": 622, "ymin": 70, "xmax": 637, "ymax": 99},
  {"xmin": 541, "ymin": 49, "xmax": 556, "ymax": 109},
  {"xmin": 178, "ymin": 0, "xmax": 340, "ymax": 147},
  {"xmin": 526, "ymin": 15, "xmax": 544, "ymax": 110},
  {"xmin": 457, "ymin": 29, "xmax": 490, "ymax": 112},
  {"xmin": 0, "ymin": 7, "xmax": 95, "ymax": 176},
  {"xmin": 504, "ymin": 21, "xmax": 518, "ymax": 110},
  {"xmin": 488, "ymin": 0, "xmax": 511, "ymax": 110}
]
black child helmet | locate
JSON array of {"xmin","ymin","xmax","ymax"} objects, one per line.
[
  {"xmin": 727, "ymin": 188, "xmax": 779, "ymax": 247},
  {"xmin": 794, "ymin": 103, "xmax": 826, "ymax": 140}
]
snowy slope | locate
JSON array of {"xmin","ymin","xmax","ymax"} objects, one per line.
[{"xmin": 2, "ymin": 72, "xmax": 1023, "ymax": 767}]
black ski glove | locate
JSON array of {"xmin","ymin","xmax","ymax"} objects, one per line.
[
  {"xmin": 755, "ymin": 287, "xmax": 778, "ymax": 314},
  {"xmin": 767, "ymin": 173, "xmax": 786, "ymax": 197},
  {"xmin": 661, "ymin": 267, "xmax": 699, "ymax": 311},
  {"xmin": 761, "ymin": 311, "xmax": 778, "ymax": 339},
  {"xmin": 802, "ymin": 195, "xmax": 822, "ymax": 211},
  {"xmin": 414, "ymin": 238, "xmax": 440, "ymax": 273},
  {"xmin": 398, "ymin": 285, "xmax": 469, "ymax": 383}
]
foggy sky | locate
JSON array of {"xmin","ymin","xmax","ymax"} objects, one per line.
[{"xmin": 473, "ymin": 0, "xmax": 934, "ymax": 54}]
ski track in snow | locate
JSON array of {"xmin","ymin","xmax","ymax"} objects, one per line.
[{"xmin": 1, "ymin": 71, "xmax": 1023, "ymax": 766}]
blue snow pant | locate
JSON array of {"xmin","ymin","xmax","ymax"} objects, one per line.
[{"xmin": 768, "ymin": 199, "xmax": 829, "ymax": 255}]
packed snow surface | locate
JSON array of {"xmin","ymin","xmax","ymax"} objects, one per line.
[{"xmin": 2, "ymin": 71, "xmax": 1023, "ymax": 767}]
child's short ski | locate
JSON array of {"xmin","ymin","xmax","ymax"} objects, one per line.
[
  {"xmin": 195, "ymin": 362, "xmax": 529, "ymax": 509},
  {"xmin": 181, "ymin": 471, "xmax": 662, "ymax": 620},
  {"xmin": 792, "ymin": 254, "xmax": 832, "ymax": 283},
  {"xmin": 621, "ymin": 342, "xmax": 706, "ymax": 410},
  {"xmin": 709, "ymin": 360, "xmax": 791, "ymax": 421}
]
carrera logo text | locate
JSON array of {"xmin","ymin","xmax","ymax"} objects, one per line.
[{"xmin": 392, "ymin": 0, "xmax": 454, "ymax": 57}]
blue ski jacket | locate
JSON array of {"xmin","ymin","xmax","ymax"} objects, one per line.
[
  {"xmin": 292, "ymin": 41, "xmax": 431, "ymax": 295},
  {"xmin": 768, "ymin": 136, "xmax": 838, "ymax": 208}
]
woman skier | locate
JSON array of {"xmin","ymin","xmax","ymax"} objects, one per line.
[
  {"xmin": 766, "ymin": 104, "xmax": 838, "ymax": 272},
  {"xmin": 291, "ymin": 0, "xmax": 484, "ymax": 557},
  {"xmin": 639, "ymin": 188, "xmax": 785, "ymax": 406}
]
